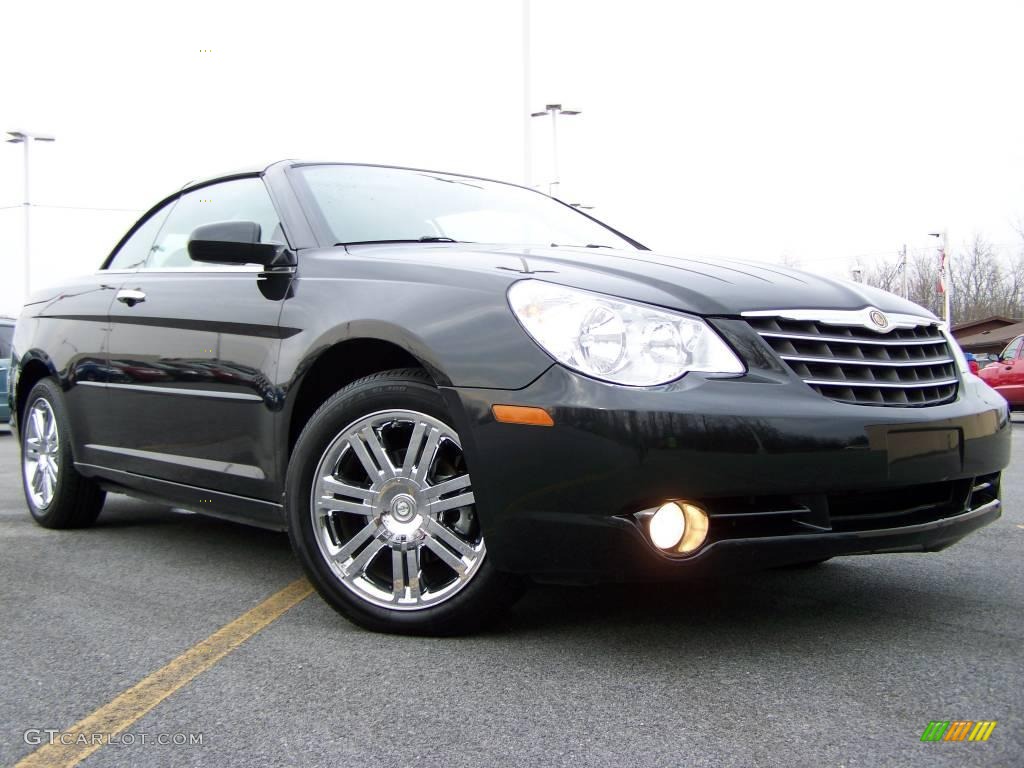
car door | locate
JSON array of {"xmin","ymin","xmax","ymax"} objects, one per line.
[
  {"xmin": 993, "ymin": 335, "xmax": 1024, "ymax": 404},
  {"xmin": 102, "ymin": 176, "xmax": 290, "ymax": 501},
  {"xmin": 984, "ymin": 338, "xmax": 1016, "ymax": 388},
  {"xmin": 19, "ymin": 203, "xmax": 176, "ymax": 461}
]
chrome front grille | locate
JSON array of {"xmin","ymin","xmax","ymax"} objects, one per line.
[{"xmin": 746, "ymin": 313, "xmax": 959, "ymax": 407}]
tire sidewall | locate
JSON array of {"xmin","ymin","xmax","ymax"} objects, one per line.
[{"xmin": 286, "ymin": 372, "xmax": 511, "ymax": 635}]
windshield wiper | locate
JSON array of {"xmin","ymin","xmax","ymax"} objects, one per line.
[
  {"xmin": 336, "ymin": 237, "xmax": 460, "ymax": 246},
  {"xmin": 549, "ymin": 243, "xmax": 614, "ymax": 249}
]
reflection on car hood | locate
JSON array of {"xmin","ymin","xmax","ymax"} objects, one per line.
[{"xmin": 338, "ymin": 242, "xmax": 937, "ymax": 318}]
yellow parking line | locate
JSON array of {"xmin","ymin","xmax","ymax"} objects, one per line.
[{"xmin": 16, "ymin": 578, "xmax": 314, "ymax": 768}]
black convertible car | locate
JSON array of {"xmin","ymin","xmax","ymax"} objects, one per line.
[{"xmin": 7, "ymin": 161, "xmax": 1010, "ymax": 634}]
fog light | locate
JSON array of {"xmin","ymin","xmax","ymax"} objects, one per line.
[
  {"xmin": 677, "ymin": 502, "xmax": 709, "ymax": 554},
  {"xmin": 649, "ymin": 502, "xmax": 686, "ymax": 549},
  {"xmin": 644, "ymin": 501, "xmax": 709, "ymax": 554}
]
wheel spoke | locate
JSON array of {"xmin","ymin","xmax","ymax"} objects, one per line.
[
  {"xmin": 401, "ymin": 421, "xmax": 428, "ymax": 477},
  {"xmin": 332, "ymin": 520, "xmax": 378, "ymax": 562},
  {"xmin": 31, "ymin": 407, "xmax": 46, "ymax": 441},
  {"xmin": 424, "ymin": 535, "xmax": 467, "ymax": 575},
  {"xmin": 42, "ymin": 465, "xmax": 55, "ymax": 501},
  {"xmin": 44, "ymin": 414, "xmax": 57, "ymax": 444},
  {"xmin": 412, "ymin": 428, "xmax": 441, "ymax": 483},
  {"xmin": 424, "ymin": 517, "xmax": 477, "ymax": 559},
  {"xmin": 31, "ymin": 462, "xmax": 44, "ymax": 495},
  {"xmin": 391, "ymin": 547, "xmax": 422, "ymax": 601},
  {"xmin": 360, "ymin": 426, "xmax": 396, "ymax": 480},
  {"xmin": 316, "ymin": 496, "xmax": 371, "ymax": 516},
  {"xmin": 24, "ymin": 438, "xmax": 41, "ymax": 460},
  {"xmin": 320, "ymin": 476, "xmax": 375, "ymax": 502},
  {"xmin": 343, "ymin": 535, "xmax": 388, "ymax": 579},
  {"xmin": 346, "ymin": 435, "xmax": 381, "ymax": 481},
  {"xmin": 404, "ymin": 548, "xmax": 422, "ymax": 599},
  {"xmin": 391, "ymin": 548, "xmax": 405, "ymax": 597},
  {"xmin": 421, "ymin": 473, "xmax": 471, "ymax": 500},
  {"xmin": 429, "ymin": 491, "xmax": 475, "ymax": 515}
]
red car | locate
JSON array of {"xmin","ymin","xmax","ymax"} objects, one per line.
[{"xmin": 979, "ymin": 334, "xmax": 1024, "ymax": 409}]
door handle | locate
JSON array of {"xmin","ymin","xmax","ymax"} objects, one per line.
[{"xmin": 116, "ymin": 288, "xmax": 146, "ymax": 307}]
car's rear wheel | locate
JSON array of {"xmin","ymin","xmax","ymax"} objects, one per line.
[
  {"xmin": 286, "ymin": 368, "xmax": 524, "ymax": 635},
  {"xmin": 21, "ymin": 379, "xmax": 106, "ymax": 529}
]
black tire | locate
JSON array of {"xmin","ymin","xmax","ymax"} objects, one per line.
[
  {"xmin": 286, "ymin": 368, "xmax": 525, "ymax": 635},
  {"xmin": 21, "ymin": 379, "xmax": 106, "ymax": 529}
]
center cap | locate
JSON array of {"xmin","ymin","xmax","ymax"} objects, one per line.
[{"xmin": 389, "ymin": 493, "xmax": 417, "ymax": 523}]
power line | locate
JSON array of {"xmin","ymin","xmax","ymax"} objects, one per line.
[
  {"xmin": 0, "ymin": 203, "xmax": 141, "ymax": 213},
  {"xmin": 36, "ymin": 203, "xmax": 141, "ymax": 212}
]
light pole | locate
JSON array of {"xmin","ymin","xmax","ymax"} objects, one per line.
[
  {"xmin": 900, "ymin": 244, "xmax": 908, "ymax": 299},
  {"xmin": 6, "ymin": 130, "xmax": 56, "ymax": 301},
  {"xmin": 530, "ymin": 104, "xmax": 580, "ymax": 197},
  {"xmin": 929, "ymin": 230, "xmax": 950, "ymax": 325},
  {"xmin": 522, "ymin": 0, "xmax": 532, "ymax": 187}
]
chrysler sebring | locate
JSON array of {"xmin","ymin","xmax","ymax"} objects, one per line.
[{"xmin": 6, "ymin": 161, "xmax": 1011, "ymax": 634}]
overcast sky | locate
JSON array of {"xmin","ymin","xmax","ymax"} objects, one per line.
[{"xmin": 2, "ymin": 0, "xmax": 1022, "ymax": 315}]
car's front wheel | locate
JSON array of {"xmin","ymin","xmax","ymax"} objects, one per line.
[{"xmin": 286, "ymin": 369, "xmax": 524, "ymax": 635}]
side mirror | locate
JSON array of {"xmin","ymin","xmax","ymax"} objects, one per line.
[{"xmin": 187, "ymin": 221, "xmax": 294, "ymax": 268}]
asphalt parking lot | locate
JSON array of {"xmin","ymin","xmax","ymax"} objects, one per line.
[{"xmin": 1, "ymin": 421, "xmax": 1022, "ymax": 768}]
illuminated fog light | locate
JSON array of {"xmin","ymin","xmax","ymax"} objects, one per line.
[
  {"xmin": 649, "ymin": 502, "xmax": 686, "ymax": 550},
  {"xmin": 677, "ymin": 502, "xmax": 709, "ymax": 554},
  {"xmin": 643, "ymin": 501, "xmax": 710, "ymax": 554}
]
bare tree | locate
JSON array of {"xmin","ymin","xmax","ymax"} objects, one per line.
[
  {"xmin": 863, "ymin": 256, "xmax": 903, "ymax": 295},
  {"xmin": 861, "ymin": 233, "xmax": 1024, "ymax": 322},
  {"xmin": 950, "ymin": 235, "xmax": 1003, "ymax": 322},
  {"xmin": 905, "ymin": 251, "xmax": 941, "ymax": 316}
]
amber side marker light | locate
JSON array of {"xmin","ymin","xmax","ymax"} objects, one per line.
[{"xmin": 492, "ymin": 404, "xmax": 555, "ymax": 427}]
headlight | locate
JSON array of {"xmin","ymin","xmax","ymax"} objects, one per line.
[{"xmin": 507, "ymin": 280, "xmax": 744, "ymax": 385}]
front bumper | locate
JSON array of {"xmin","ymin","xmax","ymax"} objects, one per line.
[{"xmin": 444, "ymin": 359, "xmax": 1011, "ymax": 581}]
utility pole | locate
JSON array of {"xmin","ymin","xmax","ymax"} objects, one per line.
[
  {"xmin": 900, "ymin": 244, "xmax": 908, "ymax": 299},
  {"xmin": 6, "ymin": 130, "xmax": 56, "ymax": 301},
  {"xmin": 929, "ymin": 231, "xmax": 950, "ymax": 325},
  {"xmin": 521, "ymin": 0, "xmax": 532, "ymax": 187},
  {"xmin": 530, "ymin": 104, "xmax": 581, "ymax": 197}
]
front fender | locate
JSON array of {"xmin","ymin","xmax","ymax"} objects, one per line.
[{"xmin": 277, "ymin": 271, "xmax": 553, "ymax": 392}]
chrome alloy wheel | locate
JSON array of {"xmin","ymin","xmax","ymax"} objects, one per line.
[
  {"xmin": 310, "ymin": 409, "xmax": 485, "ymax": 610},
  {"xmin": 23, "ymin": 398, "xmax": 60, "ymax": 509}
]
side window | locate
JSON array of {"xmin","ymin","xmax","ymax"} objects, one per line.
[
  {"xmin": 106, "ymin": 204, "xmax": 175, "ymax": 270},
  {"xmin": 145, "ymin": 177, "xmax": 282, "ymax": 270},
  {"xmin": 1003, "ymin": 337, "xmax": 1024, "ymax": 360}
]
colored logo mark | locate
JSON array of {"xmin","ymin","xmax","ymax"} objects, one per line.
[{"xmin": 920, "ymin": 720, "xmax": 997, "ymax": 742}]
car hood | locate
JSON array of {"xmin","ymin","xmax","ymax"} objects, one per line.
[{"xmin": 341, "ymin": 243, "xmax": 936, "ymax": 319}]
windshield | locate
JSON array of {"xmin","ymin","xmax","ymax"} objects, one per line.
[{"xmin": 295, "ymin": 165, "xmax": 638, "ymax": 250}]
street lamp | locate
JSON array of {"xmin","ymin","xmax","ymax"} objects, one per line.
[
  {"xmin": 530, "ymin": 104, "xmax": 580, "ymax": 197},
  {"xmin": 6, "ymin": 130, "xmax": 56, "ymax": 301}
]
